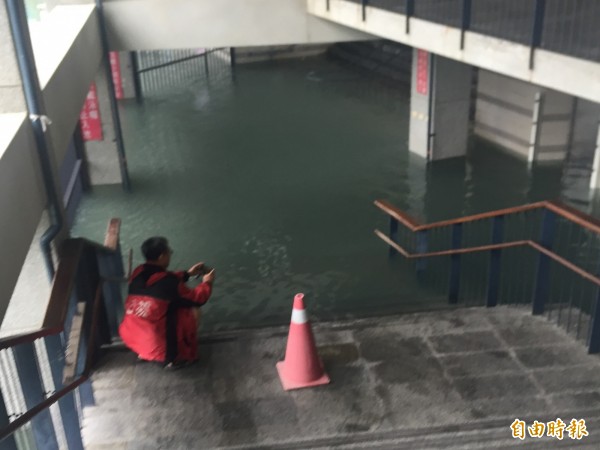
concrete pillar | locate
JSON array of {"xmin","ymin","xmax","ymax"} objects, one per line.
[
  {"xmin": 475, "ymin": 70, "xmax": 575, "ymax": 164},
  {"xmin": 83, "ymin": 67, "xmax": 123, "ymax": 185},
  {"xmin": 409, "ymin": 50, "xmax": 472, "ymax": 161},
  {"xmin": 0, "ymin": 1, "xmax": 26, "ymax": 113}
]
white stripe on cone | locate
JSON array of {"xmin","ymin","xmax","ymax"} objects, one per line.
[{"xmin": 291, "ymin": 308, "xmax": 308, "ymax": 324}]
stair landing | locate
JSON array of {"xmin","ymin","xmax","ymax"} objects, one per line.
[{"xmin": 83, "ymin": 306, "xmax": 600, "ymax": 449}]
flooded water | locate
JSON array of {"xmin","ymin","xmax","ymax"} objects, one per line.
[{"xmin": 72, "ymin": 55, "xmax": 591, "ymax": 331}]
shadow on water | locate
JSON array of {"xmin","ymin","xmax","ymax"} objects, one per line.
[{"xmin": 72, "ymin": 55, "xmax": 589, "ymax": 331}]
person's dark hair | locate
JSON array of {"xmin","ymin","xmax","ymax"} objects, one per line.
[{"xmin": 141, "ymin": 237, "xmax": 169, "ymax": 261}]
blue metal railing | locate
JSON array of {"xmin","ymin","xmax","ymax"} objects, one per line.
[
  {"xmin": 336, "ymin": 0, "xmax": 600, "ymax": 64},
  {"xmin": 0, "ymin": 221, "xmax": 125, "ymax": 448},
  {"xmin": 375, "ymin": 200, "xmax": 600, "ymax": 354}
]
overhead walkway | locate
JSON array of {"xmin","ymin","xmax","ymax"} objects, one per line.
[{"xmin": 307, "ymin": 0, "xmax": 600, "ymax": 103}]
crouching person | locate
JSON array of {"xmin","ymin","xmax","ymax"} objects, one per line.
[{"xmin": 119, "ymin": 236, "xmax": 215, "ymax": 369}]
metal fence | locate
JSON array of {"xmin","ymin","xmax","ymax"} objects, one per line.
[
  {"xmin": 136, "ymin": 48, "xmax": 233, "ymax": 97},
  {"xmin": 341, "ymin": 0, "xmax": 600, "ymax": 63}
]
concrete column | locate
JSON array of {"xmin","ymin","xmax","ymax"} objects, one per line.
[
  {"xmin": 409, "ymin": 50, "xmax": 472, "ymax": 161},
  {"xmin": 0, "ymin": 1, "xmax": 26, "ymax": 113},
  {"xmin": 83, "ymin": 66, "xmax": 123, "ymax": 185},
  {"xmin": 475, "ymin": 70, "xmax": 575, "ymax": 164}
]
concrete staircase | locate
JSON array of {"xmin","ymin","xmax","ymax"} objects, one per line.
[{"xmin": 82, "ymin": 306, "xmax": 600, "ymax": 449}]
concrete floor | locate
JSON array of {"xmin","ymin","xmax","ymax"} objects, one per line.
[{"xmin": 83, "ymin": 306, "xmax": 600, "ymax": 449}]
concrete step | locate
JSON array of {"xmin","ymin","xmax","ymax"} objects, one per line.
[{"xmin": 82, "ymin": 307, "xmax": 600, "ymax": 449}]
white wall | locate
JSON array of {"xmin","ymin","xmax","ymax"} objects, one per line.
[
  {"xmin": 102, "ymin": 0, "xmax": 374, "ymax": 50},
  {"xmin": 475, "ymin": 71, "xmax": 534, "ymax": 159},
  {"xmin": 0, "ymin": 5, "xmax": 101, "ymax": 325},
  {"xmin": 42, "ymin": 6, "xmax": 103, "ymax": 169},
  {"xmin": 0, "ymin": 115, "xmax": 46, "ymax": 324}
]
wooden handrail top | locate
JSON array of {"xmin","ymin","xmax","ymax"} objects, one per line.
[
  {"xmin": 374, "ymin": 230, "xmax": 600, "ymax": 288},
  {"xmin": 375, "ymin": 199, "xmax": 600, "ymax": 235},
  {"xmin": 545, "ymin": 200, "xmax": 600, "ymax": 235},
  {"xmin": 104, "ymin": 218, "xmax": 121, "ymax": 251}
]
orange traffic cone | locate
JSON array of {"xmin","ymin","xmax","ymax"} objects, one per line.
[{"xmin": 276, "ymin": 293, "xmax": 330, "ymax": 390}]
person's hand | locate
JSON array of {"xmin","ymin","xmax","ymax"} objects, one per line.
[
  {"xmin": 203, "ymin": 269, "xmax": 215, "ymax": 284},
  {"xmin": 187, "ymin": 262, "xmax": 205, "ymax": 277}
]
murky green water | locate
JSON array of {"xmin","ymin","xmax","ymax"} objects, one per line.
[{"xmin": 72, "ymin": 55, "xmax": 581, "ymax": 331}]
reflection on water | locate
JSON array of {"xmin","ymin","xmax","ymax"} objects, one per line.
[{"xmin": 72, "ymin": 55, "xmax": 595, "ymax": 331}]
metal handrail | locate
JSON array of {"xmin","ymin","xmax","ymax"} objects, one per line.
[
  {"xmin": 0, "ymin": 219, "xmax": 122, "ymax": 442},
  {"xmin": 0, "ymin": 220, "xmax": 121, "ymax": 351},
  {"xmin": 374, "ymin": 199, "xmax": 600, "ymax": 235},
  {"xmin": 374, "ymin": 231, "xmax": 600, "ymax": 288},
  {"xmin": 374, "ymin": 199, "xmax": 600, "ymax": 353}
]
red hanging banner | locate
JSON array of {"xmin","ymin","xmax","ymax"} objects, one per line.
[
  {"xmin": 79, "ymin": 83, "xmax": 103, "ymax": 141},
  {"xmin": 109, "ymin": 51, "xmax": 124, "ymax": 99},
  {"xmin": 416, "ymin": 50, "xmax": 429, "ymax": 95}
]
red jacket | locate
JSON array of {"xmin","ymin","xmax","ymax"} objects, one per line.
[{"xmin": 119, "ymin": 264, "xmax": 212, "ymax": 362}]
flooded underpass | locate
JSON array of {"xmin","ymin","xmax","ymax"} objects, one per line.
[{"xmin": 72, "ymin": 52, "xmax": 592, "ymax": 332}]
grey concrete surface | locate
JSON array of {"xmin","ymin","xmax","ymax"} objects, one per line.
[{"xmin": 83, "ymin": 306, "xmax": 600, "ymax": 449}]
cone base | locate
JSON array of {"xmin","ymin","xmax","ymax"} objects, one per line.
[{"xmin": 276, "ymin": 361, "xmax": 330, "ymax": 391}]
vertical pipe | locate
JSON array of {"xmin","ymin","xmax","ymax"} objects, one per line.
[
  {"xmin": 486, "ymin": 215, "xmax": 504, "ymax": 307},
  {"xmin": 12, "ymin": 343, "xmax": 59, "ymax": 450},
  {"xmin": 95, "ymin": 0, "xmax": 131, "ymax": 192},
  {"xmin": 448, "ymin": 223, "xmax": 462, "ymax": 303},
  {"xmin": 532, "ymin": 209, "xmax": 556, "ymax": 315},
  {"xmin": 5, "ymin": 0, "xmax": 65, "ymax": 280}
]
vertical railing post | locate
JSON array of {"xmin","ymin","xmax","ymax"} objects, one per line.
[
  {"xmin": 416, "ymin": 230, "xmax": 428, "ymax": 278},
  {"xmin": 530, "ymin": 0, "xmax": 546, "ymax": 70},
  {"xmin": 389, "ymin": 218, "xmax": 399, "ymax": 257},
  {"xmin": 130, "ymin": 51, "xmax": 143, "ymax": 103},
  {"xmin": 326, "ymin": 0, "xmax": 330, "ymax": 12},
  {"xmin": 448, "ymin": 224, "xmax": 462, "ymax": 303},
  {"xmin": 0, "ymin": 388, "xmax": 18, "ymax": 450},
  {"xmin": 44, "ymin": 335, "xmax": 84, "ymax": 450},
  {"xmin": 361, "ymin": 0, "xmax": 368, "ymax": 22},
  {"xmin": 532, "ymin": 209, "xmax": 556, "ymax": 315},
  {"xmin": 12, "ymin": 343, "xmax": 59, "ymax": 450},
  {"xmin": 97, "ymin": 249, "xmax": 125, "ymax": 338},
  {"xmin": 460, "ymin": 0, "xmax": 472, "ymax": 49},
  {"xmin": 588, "ymin": 286, "xmax": 600, "ymax": 353},
  {"xmin": 486, "ymin": 216, "xmax": 504, "ymax": 307},
  {"xmin": 406, "ymin": 0, "xmax": 415, "ymax": 34}
]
